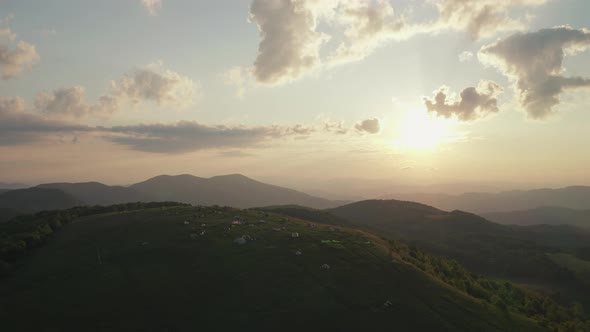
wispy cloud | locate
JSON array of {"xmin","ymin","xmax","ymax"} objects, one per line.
[
  {"xmin": 0, "ymin": 97, "xmax": 91, "ymax": 145},
  {"xmin": 106, "ymin": 121, "xmax": 314, "ymax": 153},
  {"xmin": 141, "ymin": 0, "xmax": 162, "ymax": 16}
]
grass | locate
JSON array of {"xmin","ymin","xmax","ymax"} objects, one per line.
[
  {"xmin": 0, "ymin": 206, "xmax": 545, "ymax": 331},
  {"xmin": 547, "ymin": 253, "xmax": 590, "ymax": 279}
]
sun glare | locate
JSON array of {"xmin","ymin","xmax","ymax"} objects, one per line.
[{"xmin": 396, "ymin": 110, "xmax": 454, "ymax": 151}]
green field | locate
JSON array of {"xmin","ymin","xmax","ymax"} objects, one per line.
[
  {"xmin": 0, "ymin": 205, "xmax": 546, "ymax": 331},
  {"xmin": 547, "ymin": 253, "xmax": 590, "ymax": 280}
]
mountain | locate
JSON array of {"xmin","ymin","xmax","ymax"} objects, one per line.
[
  {"xmin": 258, "ymin": 200, "xmax": 590, "ymax": 307},
  {"xmin": 130, "ymin": 174, "xmax": 340, "ymax": 209},
  {"xmin": 37, "ymin": 182, "xmax": 149, "ymax": 206},
  {"xmin": 384, "ymin": 186, "xmax": 590, "ymax": 213},
  {"xmin": 0, "ymin": 188, "xmax": 83, "ymax": 212},
  {"xmin": 0, "ymin": 204, "xmax": 565, "ymax": 331},
  {"xmin": 0, "ymin": 182, "xmax": 28, "ymax": 190},
  {"xmin": 482, "ymin": 207, "xmax": 590, "ymax": 229}
]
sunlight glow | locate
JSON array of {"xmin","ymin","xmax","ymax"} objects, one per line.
[{"xmin": 395, "ymin": 110, "xmax": 455, "ymax": 152}]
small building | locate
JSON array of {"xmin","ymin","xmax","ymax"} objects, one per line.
[
  {"xmin": 232, "ymin": 220, "xmax": 242, "ymax": 225},
  {"xmin": 291, "ymin": 232, "xmax": 299, "ymax": 238}
]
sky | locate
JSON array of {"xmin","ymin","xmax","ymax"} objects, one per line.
[{"xmin": 1, "ymin": 0, "xmax": 590, "ymax": 194}]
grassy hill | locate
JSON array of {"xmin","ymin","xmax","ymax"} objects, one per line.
[
  {"xmin": 130, "ymin": 174, "xmax": 340, "ymax": 209},
  {"xmin": 0, "ymin": 204, "xmax": 572, "ymax": 331},
  {"xmin": 254, "ymin": 200, "xmax": 590, "ymax": 310},
  {"xmin": 483, "ymin": 207, "xmax": 590, "ymax": 229}
]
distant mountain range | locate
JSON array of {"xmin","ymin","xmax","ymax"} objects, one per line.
[
  {"xmin": 37, "ymin": 182, "xmax": 149, "ymax": 206},
  {"xmin": 0, "ymin": 174, "xmax": 343, "ymax": 220},
  {"xmin": 483, "ymin": 206, "xmax": 590, "ymax": 229},
  {"xmin": 130, "ymin": 174, "xmax": 342, "ymax": 209},
  {"xmin": 0, "ymin": 182, "xmax": 28, "ymax": 190},
  {"xmin": 384, "ymin": 186, "xmax": 590, "ymax": 213},
  {"xmin": 0, "ymin": 188, "xmax": 83, "ymax": 212}
]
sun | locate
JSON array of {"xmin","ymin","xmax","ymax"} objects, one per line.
[{"xmin": 395, "ymin": 110, "xmax": 454, "ymax": 151}]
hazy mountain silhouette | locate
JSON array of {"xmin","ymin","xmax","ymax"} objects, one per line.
[
  {"xmin": 483, "ymin": 206, "xmax": 590, "ymax": 229},
  {"xmin": 0, "ymin": 188, "xmax": 83, "ymax": 212},
  {"xmin": 0, "ymin": 182, "xmax": 28, "ymax": 190},
  {"xmin": 37, "ymin": 182, "xmax": 149, "ymax": 206},
  {"xmin": 383, "ymin": 186, "xmax": 590, "ymax": 213},
  {"xmin": 129, "ymin": 174, "xmax": 340, "ymax": 208}
]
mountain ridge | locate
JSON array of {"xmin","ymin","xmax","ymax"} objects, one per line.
[{"xmin": 383, "ymin": 186, "xmax": 590, "ymax": 213}]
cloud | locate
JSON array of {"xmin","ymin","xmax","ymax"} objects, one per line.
[
  {"xmin": 110, "ymin": 65, "xmax": 199, "ymax": 109},
  {"xmin": 479, "ymin": 26, "xmax": 590, "ymax": 119},
  {"xmin": 223, "ymin": 66, "xmax": 248, "ymax": 98},
  {"xmin": 33, "ymin": 64, "xmax": 198, "ymax": 120},
  {"xmin": 249, "ymin": 0, "xmax": 329, "ymax": 84},
  {"xmin": 141, "ymin": 0, "xmax": 162, "ymax": 16},
  {"xmin": 0, "ymin": 99, "xmax": 316, "ymax": 151},
  {"xmin": 458, "ymin": 51, "xmax": 473, "ymax": 62},
  {"xmin": 34, "ymin": 86, "xmax": 118, "ymax": 119},
  {"xmin": 354, "ymin": 118, "xmax": 380, "ymax": 134},
  {"xmin": 433, "ymin": 0, "xmax": 547, "ymax": 39},
  {"xmin": 0, "ymin": 17, "xmax": 40, "ymax": 79},
  {"xmin": 323, "ymin": 120, "xmax": 349, "ymax": 134},
  {"xmin": 218, "ymin": 150, "xmax": 256, "ymax": 158},
  {"xmin": 0, "ymin": 40, "xmax": 40, "ymax": 79},
  {"xmin": 424, "ymin": 80, "xmax": 503, "ymax": 121},
  {"xmin": 328, "ymin": 0, "xmax": 409, "ymax": 64},
  {"xmin": 38, "ymin": 28, "xmax": 57, "ymax": 37},
  {"xmin": 242, "ymin": 0, "xmax": 548, "ymax": 85},
  {"xmin": 0, "ymin": 28, "xmax": 16, "ymax": 42},
  {"xmin": 106, "ymin": 121, "xmax": 312, "ymax": 153},
  {"xmin": 0, "ymin": 97, "xmax": 91, "ymax": 145}
]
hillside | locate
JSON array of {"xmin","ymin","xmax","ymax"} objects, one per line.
[
  {"xmin": 322, "ymin": 200, "xmax": 590, "ymax": 305},
  {"xmin": 130, "ymin": 174, "xmax": 339, "ymax": 209},
  {"xmin": 385, "ymin": 186, "xmax": 590, "ymax": 213},
  {"xmin": 483, "ymin": 207, "xmax": 590, "ymax": 229},
  {"xmin": 0, "ymin": 205, "xmax": 565, "ymax": 331},
  {"xmin": 37, "ymin": 182, "xmax": 149, "ymax": 206},
  {"xmin": 0, "ymin": 188, "xmax": 83, "ymax": 212},
  {"xmin": 0, "ymin": 208, "xmax": 24, "ymax": 223}
]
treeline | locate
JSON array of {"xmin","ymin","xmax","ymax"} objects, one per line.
[
  {"xmin": 393, "ymin": 241, "xmax": 590, "ymax": 331},
  {"xmin": 0, "ymin": 202, "xmax": 188, "ymax": 277}
]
